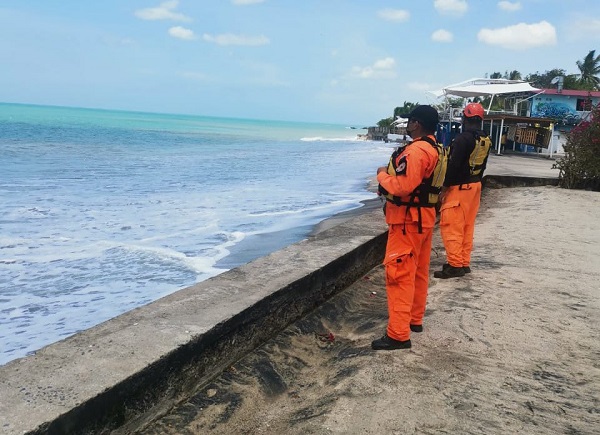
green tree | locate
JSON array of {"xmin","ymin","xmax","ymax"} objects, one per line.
[
  {"xmin": 377, "ymin": 117, "xmax": 394, "ymax": 128},
  {"xmin": 393, "ymin": 101, "xmax": 420, "ymax": 119},
  {"xmin": 525, "ymin": 68, "xmax": 567, "ymax": 88},
  {"xmin": 446, "ymin": 97, "xmax": 464, "ymax": 107},
  {"xmin": 576, "ymin": 50, "xmax": 600, "ymax": 90},
  {"xmin": 376, "ymin": 101, "xmax": 419, "ymax": 128},
  {"xmin": 477, "ymin": 96, "xmax": 503, "ymax": 111},
  {"xmin": 525, "ymin": 68, "xmax": 584, "ymax": 90},
  {"xmin": 485, "ymin": 70, "xmax": 522, "ymax": 80},
  {"xmin": 564, "ymin": 74, "xmax": 586, "ymax": 90}
]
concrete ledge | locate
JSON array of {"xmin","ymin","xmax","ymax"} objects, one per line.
[
  {"xmin": 0, "ymin": 211, "xmax": 388, "ymax": 435},
  {"xmin": 483, "ymin": 174, "xmax": 559, "ymax": 189}
]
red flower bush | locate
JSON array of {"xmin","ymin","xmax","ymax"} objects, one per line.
[{"xmin": 554, "ymin": 103, "xmax": 600, "ymax": 190}]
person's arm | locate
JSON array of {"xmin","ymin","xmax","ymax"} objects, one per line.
[{"xmin": 377, "ymin": 146, "xmax": 427, "ymax": 198}]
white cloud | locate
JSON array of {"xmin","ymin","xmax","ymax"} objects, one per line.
[
  {"xmin": 377, "ymin": 9, "xmax": 410, "ymax": 22},
  {"xmin": 202, "ymin": 33, "xmax": 270, "ymax": 46},
  {"xmin": 407, "ymin": 82, "xmax": 432, "ymax": 91},
  {"xmin": 478, "ymin": 21, "xmax": 557, "ymax": 50},
  {"xmin": 566, "ymin": 16, "xmax": 600, "ymax": 41},
  {"xmin": 431, "ymin": 29, "xmax": 453, "ymax": 43},
  {"xmin": 181, "ymin": 71, "xmax": 208, "ymax": 81},
  {"xmin": 134, "ymin": 0, "xmax": 191, "ymax": 22},
  {"xmin": 373, "ymin": 58, "xmax": 395, "ymax": 69},
  {"xmin": 232, "ymin": 0, "xmax": 264, "ymax": 4},
  {"xmin": 434, "ymin": 0, "xmax": 468, "ymax": 16},
  {"xmin": 350, "ymin": 57, "xmax": 396, "ymax": 79},
  {"xmin": 169, "ymin": 26, "xmax": 196, "ymax": 40},
  {"xmin": 497, "ymin": 1, "xmax": 522, "ymax": 12}
]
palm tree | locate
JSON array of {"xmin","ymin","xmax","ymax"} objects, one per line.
[
  {"xmin": 508, "ymin": 70, "xmax": 522, "ymax": 80},
  {"xmin": 576, "ymin": 50, "xmax": 600, "ymax": 90}
]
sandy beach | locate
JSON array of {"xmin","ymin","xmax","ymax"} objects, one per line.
[{"xmin": 140, "ymin": 184, "xmax": 600, "ymax": 434}]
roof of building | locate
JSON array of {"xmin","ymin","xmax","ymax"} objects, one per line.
[{"xmin": 540, "ymin": 88, "xmax": 600, "ymax": 98}]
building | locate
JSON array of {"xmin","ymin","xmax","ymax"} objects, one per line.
[
  {"xmin": 429, "ymin": 79, "xmax": 600, "ymax": 157},
  {"xmin": 531, "ymin": 89, "xmax": 600, "ymax": 155},
  {"xmin": 532, "ymin": 89, "xmax": 600, "ymax": 126}
]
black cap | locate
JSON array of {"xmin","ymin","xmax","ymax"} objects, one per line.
[{"xmin": 400, "ymin": 105, "xmax": 439, "ymax": 132}]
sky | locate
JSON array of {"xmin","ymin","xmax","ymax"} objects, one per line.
[{"xmin": 1, "ymin": 0, "xmax": 599, "ymax": 125}]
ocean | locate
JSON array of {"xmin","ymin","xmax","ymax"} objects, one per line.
[{"xmin": 0, "ymin": 103, "xmax": 392, "ymax": 366}]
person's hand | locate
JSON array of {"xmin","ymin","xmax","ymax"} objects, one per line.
[
  {"xmin": 435, "ymin": 190, "xmax": 445, "ymax": 214},
  {"xmin": 438, "ymin": 188, "xmax": 447, "ymax": 204},
  {"xmin": 377, "ymin": 166, "xmax": 388, "ymax": 174}
]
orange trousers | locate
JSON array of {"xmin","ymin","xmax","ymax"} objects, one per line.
[
  {"xmin": 439, "ymin": 182, "xmax": 482, "ymax": 268},
  {"xmin": 384, "ymin": 224, "xmax": 432, "ymax": 341}
]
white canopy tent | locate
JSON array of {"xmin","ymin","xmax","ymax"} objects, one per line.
[
  {"xmin": 392, "ymin": 117, "xmax": 408, "ymax": 126},
  {"xmin": 429, "ymin": 77, "xmax": 541, "ymax": 101},
  {"xmin": 387, "ymin": 117, "xmax": 410, "ymax": 144},
  {"xmin": 429, "ymin": 78, "xmax": 543, "ymax": 119}
]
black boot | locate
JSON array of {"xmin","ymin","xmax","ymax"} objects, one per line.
[
  {"xmin": 371, "ymin": 334, "xmax": 411, "ymax": 350},
  {"xmin": 434, "ymin": 263, "xmax": 465, "ymax": 279},
  {"xmin": 463, "ymin": 266, "xmax": 471, "ymax": 274},
  {"xmin": 410, "ymin": 324, "xmax": 423, "ymax": 333}
]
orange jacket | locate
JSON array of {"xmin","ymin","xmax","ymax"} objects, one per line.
[{"xmin": 377, "ymin": 135, "xmax": 440, "ymax": 228}]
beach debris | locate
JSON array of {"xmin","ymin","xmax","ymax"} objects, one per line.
[
  {"xmin": 370, "ymin": 291, "xmax": 377, "ymax": 297},
  {"xmin": 315, "ymin": 331, "xmax": 335, "ymax": 343}
]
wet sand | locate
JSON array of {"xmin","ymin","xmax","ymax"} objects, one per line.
[
  {"xmin": 137, "ymin": 185, "xmax": 600, "ymax": 434},
  {"xmin": 309, "ymin": 197, "xmax": 384, "ymax": 235}
]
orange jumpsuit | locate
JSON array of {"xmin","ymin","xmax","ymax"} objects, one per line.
[
  {"xmin": 440, "ymin": 129, "xmax": 489, "ymax": 268},
  {"xmin": 377, "ymin": 136, "xmax": 439, "ymax": 342}
]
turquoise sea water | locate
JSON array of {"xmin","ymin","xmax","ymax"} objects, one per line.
[{"xmin": 0, "ymin": 103, "xmax": 392, "ymax": 365}]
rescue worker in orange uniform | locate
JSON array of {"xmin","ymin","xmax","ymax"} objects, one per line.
[
  {"xmin": 372, "ymin": 105, "xmax": 444, "ymax": 350},
  {"xmin": 434, "ymin": 102, "xmax": 492, "ymax": 279}
]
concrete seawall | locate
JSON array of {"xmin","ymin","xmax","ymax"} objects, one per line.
[{"xmin": 0, "ymin": 153, "xmax": 562, "ymax": 434}]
